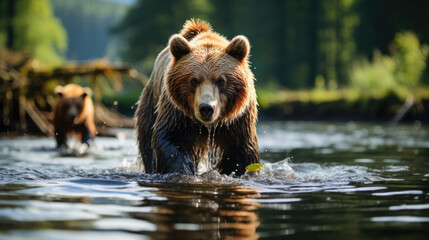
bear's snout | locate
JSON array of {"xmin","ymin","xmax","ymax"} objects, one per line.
[
  {"xmin": 69, "ymin": 107, "xmax": 78, "ymax": 121},
  {"xmin": 69, "ymin": 112, "xmax": 77, "ymax": 121},
  {"xmin": 199, "ymin": 103, "xmax": 214, "ymax": 121}
]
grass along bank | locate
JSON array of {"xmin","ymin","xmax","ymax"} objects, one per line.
[{"xmin": 257, "ymin": 86, "xmax": 429, "ymax": 123}]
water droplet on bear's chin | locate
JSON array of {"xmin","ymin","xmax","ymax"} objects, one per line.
[
  {"xmin": 205, "ymin": 123, "xmax": 220, "ymax": 172},
  {"xmin": 207, "ymin": 126, "xmax": 212, "ymax": 162}
]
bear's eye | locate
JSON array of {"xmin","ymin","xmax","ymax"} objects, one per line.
[
  {"xmin": 216, "ymin": 77, "xmax": 226, "ymax": 89},
  {"xmin": 190, "ymin": 78, "xmax": 200, "ymax": 87}
]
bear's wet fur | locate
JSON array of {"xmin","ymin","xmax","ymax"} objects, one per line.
[
  {"xmin": 53, "ymin": 83, "xmax": 96, "ymax": 148},
  {"xmin": 136, "ymin": 19, "xmax": 259, "ymax": 176}
]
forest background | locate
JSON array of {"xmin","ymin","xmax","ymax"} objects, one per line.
[{"xmin": 1, "ymin": 0, "xmax": 428, "ymax": 122}]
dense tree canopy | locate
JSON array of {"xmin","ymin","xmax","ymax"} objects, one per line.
[
  {"xmin": 0, "ymin": 0, "xmax": 67, "ymax": 65},
  {"xmin": 4, "ymin": 0, "xmax": 427, "ymax": 88},
  {"xmin": 114, "ymin": 0, "xmax": 429, "ymax": 89},
  {"xmin": 112, "ymin": 0, "xmax": 213, "ymax": 70}
]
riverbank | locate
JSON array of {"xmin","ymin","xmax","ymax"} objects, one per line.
[{"xmin": 257, "ymin": 88, "xmax": 429, "ymax": 123}]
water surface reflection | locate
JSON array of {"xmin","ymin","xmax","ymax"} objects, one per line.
[
  {"xmin": 0, "ymin": 121, "xmax": 428, "ymax": 239},
  {"xmin": 136, "ymin": 182, "xmax": 260, "ymax": 239}
]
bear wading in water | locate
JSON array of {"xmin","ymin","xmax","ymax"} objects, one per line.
[
  {"xmin": 53, "ymin": 83, "xmax": 96, "ymax": 148},
  {"xmin": 136, "ymin": 19, "xmax": 259, "ymax": 176}
]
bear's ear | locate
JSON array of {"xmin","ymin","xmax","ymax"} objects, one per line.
[
  {"xmin": 55, "ymin": 86, "xmax": 63, "ymax": 98},
  {"xmin": 169, "ymin": 34, "xmax": 191, "ymax": 61},
  {"xmin": 226, "ymin": 35, "xmax": 250, "ymax": 63},
  {"xmin": 82, "ymin": 87, "xmax": 92, "ymax": 99}
]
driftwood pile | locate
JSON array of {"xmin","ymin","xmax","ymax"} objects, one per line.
[{"xmin": 0, "ymin": 50, "xmax": 145, "ymax": 136}]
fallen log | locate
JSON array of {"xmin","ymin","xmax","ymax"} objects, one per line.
[{"xmin": 0, "ymin": 54, "xmax": 144, "ymax": 135}]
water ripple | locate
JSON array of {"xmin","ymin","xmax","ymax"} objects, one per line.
[
  {"xmin": 371, "ymin": 216, "xmax": 429, "ymax": 223},
  {"xmin": 389, "ymin": 204, "xmax": 429, "ymax": 211},
  {"xmin": 373, "ymin": 190, "xmax": 423, "ymax": 196}
]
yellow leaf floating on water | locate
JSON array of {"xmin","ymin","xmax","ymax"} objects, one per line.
[{"xmin": 245, "ymin": 163, "xmax": 264, "ymax": 172}]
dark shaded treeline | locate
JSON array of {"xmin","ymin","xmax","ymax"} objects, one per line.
[
  {"xmin": 114, "ymin": 0, "xmax": 429, "ymax": 89},
  {"xmin": 260, "ymin": 95, "xmax": 429, "ymax": 123}
]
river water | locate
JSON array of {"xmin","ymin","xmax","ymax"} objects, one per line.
[{"xmin": 0, "ymin": 121, "xmax": 428, "ymax": 239}]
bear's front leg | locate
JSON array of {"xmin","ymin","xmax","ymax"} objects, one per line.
[
  {"xmin": 218, "ymin": 134, "xmax": 259, "ymax": 176},
  {"xmin": 152, "ymin": 127, "xmax": 196, "ymax": 175},
  {"xmin": 81, "ymin": 126, "xmax": 91, "ymax": 145},
  {"xmin": 55, "ymin": 130, "xmax": 67, "ymax": 148}
]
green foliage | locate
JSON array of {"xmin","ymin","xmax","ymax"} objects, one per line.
[
  {"xmin": 0, "ymin": 0, "xmax": 67, "ymax": 65},
  {"xmin": 113, "ymin": 0, "xmax": 213, "ymax": 72},
  {"xmin": 113, "ymin": 0, "xmax": 363, "ymax": 88},
  {"xmin": 256, "ymin": 82, "xmax": 282, "ymax": 108},
  {"xmin": 317, "ymin": 0, "xmax": 359, "ymax": 87},
  {"xmin": 113, "ymin": 0, "xmax": 429, "ymax": 92},
  {"xmin": 0, "ymin": 1, "xmax": 6, "ymax": 47},
  {"xmin": 350, "ymin": 51, "xmax": 396, "ymax": 98},
  {"xmin": 349, "ymin": 31, "xmax": 429, "ymax": 98},
  {"xmin": 392, "ymin": 31, "xmax": 429, "ymax": 88}
]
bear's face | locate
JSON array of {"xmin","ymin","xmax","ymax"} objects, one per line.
[
  {"xmin": 55, "ymin": 85, "xmax": 91, "ymax": 125},
  {"xmin": 59, "ymin": 96, "xmax": 85, "ymax": 124},
  {"xmin": 166, "ymin": 34, "xmax": 253, "ymax": 126}
]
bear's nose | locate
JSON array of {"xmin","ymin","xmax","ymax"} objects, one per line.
[
  {"xmin": 69, "ymin": 107, "xmax": 78, "ymax": 121},
  {"xmin": 199, "ymin": 103, "xmax": 214, "ymax": 120},
  {"xmin": 69, "ymin": 112, "xmax": 77, "ymax": 121}
]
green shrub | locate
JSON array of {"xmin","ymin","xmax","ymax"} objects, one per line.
[
  {"xmin": 349, "ymin": 31, "xmax": 429, "ymax": 99},
  {"xmin": 349, "ymin": 50, "xmax": 395, "ymax": 98},
  {"xmin": 392, "ymin": 31, "xmax": 429, "ymax": 88}
]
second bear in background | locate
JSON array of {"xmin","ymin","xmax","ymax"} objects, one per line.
[{"xmin": 53, "ymin": 83, "xmax": 96, "ymax": 148}]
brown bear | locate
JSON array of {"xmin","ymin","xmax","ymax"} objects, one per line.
[
  {"xmin": 53, "ymin": 83, "xmax": 96, "ymax": 148},
  {"xmin": 136, "ymin": 19, "xmax": 259, "ymax": 176}
]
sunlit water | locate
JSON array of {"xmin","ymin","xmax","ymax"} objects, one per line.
[{"xmin": 0, "ymin": 121, "xmax": 428, "ymax": 239}]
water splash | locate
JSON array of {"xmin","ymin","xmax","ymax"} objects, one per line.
[
  {"xmin": 61, "ymin": 136, "xmax": 90, "ymax": 156},
  {"xmin": 241, "ymin": 158, "xmax": 296, "ymax": 183},
  {"xmin": 1, "ymin": 121, "xmax": 410, "ymax": 185},
  {"xmin": 137, "ymin": 170, "xmax": 239, "ymax": 185}
]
